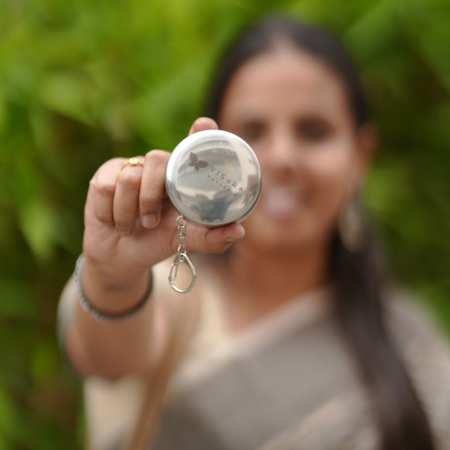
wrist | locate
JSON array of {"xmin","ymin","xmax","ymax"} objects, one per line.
[
  {"xmin": 81, "ymin": 255, "xmax": 152, "ymax": 315},
  {"xmin": 83, "ymin": 249, "xmax": 149, "ymax": 283}
]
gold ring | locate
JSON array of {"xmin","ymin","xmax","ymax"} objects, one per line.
[{"xmin": 121, "ymin": 157, "xmax": 144, "ymax": 171}]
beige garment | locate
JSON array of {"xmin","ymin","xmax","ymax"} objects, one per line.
[{"xmin": 59, "ymin": 255, "xmax": 450, "ymax": 450}]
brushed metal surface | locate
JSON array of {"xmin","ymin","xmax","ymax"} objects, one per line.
[{"xmin": 166, "ymin": 130, "xmax": 262, "ymax": 228}]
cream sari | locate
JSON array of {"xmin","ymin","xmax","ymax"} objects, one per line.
[{"xmin": 59, "ymin": 256, "xmax": 450, "ymax": 450}]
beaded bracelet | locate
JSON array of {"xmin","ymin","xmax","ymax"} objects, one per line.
[{"xmin": 73, "ymin": 254, "xmax": 152, "ymax": 323}]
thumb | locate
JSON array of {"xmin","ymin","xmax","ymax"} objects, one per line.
[{"xmin": 188, "ymin": 117, "xmax": 218, "ymax": 136}]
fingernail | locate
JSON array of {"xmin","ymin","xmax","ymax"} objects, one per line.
[
  {"xmin": 225, "ymin": 237, "xmax": 237, "ymax": 244},
  {"xmin": 143, "ymin": 214, "xmax": 157, "ymax": 228},
  {"xmin": 234, "ymin": 224, "xmax": 245, "ymax": 238}
]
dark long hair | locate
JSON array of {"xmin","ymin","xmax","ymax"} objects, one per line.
[{"xmin": 207, "ymin": 16, "xmax": 435, "ymax": 450}]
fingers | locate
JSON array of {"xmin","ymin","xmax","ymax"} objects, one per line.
[
  {"xmin": 113, "ymin": 157, "xmax": 145, "ymax": 234},
  {"xmin": 139, "ymin": 118, "xmax": 218, "ymax": 229},
  {"xmin": 90, "ymin": 157, "xmax": 145, "ymax": 235},
  {"xmin": 88, "ymin": 117, "xmax": 222, "ymax": 239},
  {"xmin": 188, "ymin": 117, "xmax": 218, "ymax": 136},
  {"xmin": 139, "ymin": 150, "xmax": 171, "ymax": 229},
  {"xmin": 90, "ymin": 152, "xmax": 171, "ymax": 234},
  {"xmin": 203, "ymin": 223, "xmax": 246, "ymax": 253},
  {"xmin": 91, "ymin": 158, "xmax": 125, "ymax": 224}
]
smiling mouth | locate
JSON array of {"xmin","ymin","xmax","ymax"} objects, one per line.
[{"xmin": 264, "ymin": 185, "xmax": 308, "ymax": 219}]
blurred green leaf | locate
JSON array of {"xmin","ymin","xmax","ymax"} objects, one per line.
[
  {"xmin": 19, "ymin": 196, "xmax": 58, "ymax": 259},
  {"xmin": 0, "ymin": 386, "xmax": 19, "ymax": 442},
  {"xmin": 31, "ymin": 340, "xmax": 60, "ymax": 385},
  {"xmin": 0, "ymin": 281, "xmax": 34, "ymax": 319}
]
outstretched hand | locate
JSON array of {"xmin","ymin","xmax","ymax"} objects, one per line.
[{"xmin": 83, "ymin": 118, "xmax": 245, "ymax": 282}]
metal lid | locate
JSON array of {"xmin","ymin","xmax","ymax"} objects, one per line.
[{"xmin": 166, "ymin": 130, "xmax": 262, "ymax": 228}]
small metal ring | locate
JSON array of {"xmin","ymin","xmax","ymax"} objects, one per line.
[{"xmin": 176, "ymin": 215, "xmax": 188, "ymax": 227}]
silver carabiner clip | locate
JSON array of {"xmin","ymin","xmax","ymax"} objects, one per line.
[{"xmin": 169, "ymin": 252, "xmax": 197, "ymax": 294}]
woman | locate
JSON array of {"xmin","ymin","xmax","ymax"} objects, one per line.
[{"xmin": 59, "ymin": 16, "xmax": 450, "ymax": 450}]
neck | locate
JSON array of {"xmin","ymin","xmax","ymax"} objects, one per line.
[{"xmin": 220, "ymin": 237, "xmax": 330, "ymax": 332}]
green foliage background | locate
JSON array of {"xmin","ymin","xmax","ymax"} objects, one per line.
[{"xmin": 0, "ymin": 0, "xmax": 449, "ymax": 448}]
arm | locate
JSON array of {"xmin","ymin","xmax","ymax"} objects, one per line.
[
  {"xmin": 64, "ymin": 267, "xmax": 161, "ymax": 378},
  {"xmin": 61, "ymin": 118, "xmax": 245, "ymax": 378}
]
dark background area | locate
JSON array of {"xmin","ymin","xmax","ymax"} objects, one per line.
[{"xmin": 0, "ymin": 0, "xmax": 449, "ymax": 448}]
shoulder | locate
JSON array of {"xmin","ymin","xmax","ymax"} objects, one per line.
[{"xmin": 384, "ymin": 287, "xmax": 450, "ymax": 449}]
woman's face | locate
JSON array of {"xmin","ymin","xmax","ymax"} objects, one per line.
[{"xmin": 219, "ymin": 48, "xmax": 373, "ymax": 253}]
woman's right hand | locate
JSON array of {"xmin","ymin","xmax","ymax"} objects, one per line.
[{"xmin": 82, "ymin": 118, "xmax": 245, "ymax": 304}]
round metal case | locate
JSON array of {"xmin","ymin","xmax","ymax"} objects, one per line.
[{"xmin": 166, "ymin": 130, "xmax": 262, "ymax": 228}]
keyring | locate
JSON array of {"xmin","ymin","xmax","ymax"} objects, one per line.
[
  {"xmin": 165, "ymin": 130, "xmax": 262, "ymax": 293},
  {"xmin": 168, "ymin": 216, "xmax": 197, "ymax": 293}
]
